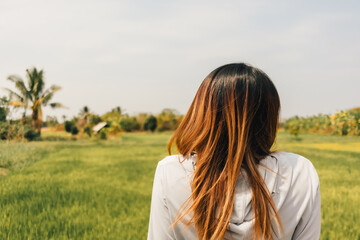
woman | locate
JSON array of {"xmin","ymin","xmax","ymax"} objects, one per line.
[{"xmin": 148, "ymin": 63, "xmax": 321, "ymax": 240}]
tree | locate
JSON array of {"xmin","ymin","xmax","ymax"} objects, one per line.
[
  {"xmin": 0, "ymin": 108, "xmax": 6, "ymax": 122},
  {"xmin": 136, "ymin": 113, "xmax": 149, "ymax": 131},
  {"xmin": 64, "ymin": 121, "xmax": 73, "ymax": 133},
  {"xmin": 157, "ymin": 108, "xmax": 182, "ymax": 131},
  {"xmin": 71, "ymin": 126, "xmax": 79, "ymax": 135},
  {"xmin": 5, "ymin": 68, "xmax": 63, "ymax": 133},
  {"xmin": 103, "ymin": 106, "xmax": 122, "ymax": 120},
  {"xmin": 144, "ymin": 115, "xmax": 157, "ymax": 132},
  {"xmin": 84, "ymin": 126, "xmax": 92, "ymax": 137},
  {"xmin": 120, "ymin": 117, "xmax": 140, "ymax": 132},
  {"xmin": 79, "ymin": 106, "xmax": 90, "ymax": 123},
  {"xmin": 64, "ymin": 120, "xmax": 78, "ymax": 136},
  {"xmin": 112, "ymin": 106, "xmax": 121, "ymax": 114},
  {"xmin": 88, "ymin": 114, "xmax": 102, "ymax": 126},
  {"xmin": 0, "ymin": 96, "xmax": 10, "ymax": 122},
  {"xmin": 102, "ymin": 106, "xmax": 122, "ymax": 133}
]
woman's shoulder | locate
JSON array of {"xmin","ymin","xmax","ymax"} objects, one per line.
[
  {"xmin": 267, "ymin": 151, "xmax": 320, "ymax": 201},
  {"xmin": 270, "ymin": 151, "xmax": 314, "ymax": 166},
  {"xmin": 157, "ymin": 154, "xmax": 195, "ymax": 173},
  {"xmin": 157, "ymin": 152, "xmax": 319, "ymax": 190},
  {"xmin": 265, "ymin": 152, "xmax": 321, "ymax": 238},
  {"xmin": 270, "ymin": 152, "xmax": 319, "ymax": 180},
  {"xmin": 155, "ymin": 155, "xmax": 194, "ymax": 207},
  {"xmin": 158, "ymin": 152, "xmax": 318, "ymax": 176},
  {"xmin": 157, "ymin": 154, "xmax": 182, "ymax": 166}
]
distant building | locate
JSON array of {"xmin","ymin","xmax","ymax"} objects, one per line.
[{"xmin": 92, "ymin": 122, "xmax": 107, "ymax": 133}]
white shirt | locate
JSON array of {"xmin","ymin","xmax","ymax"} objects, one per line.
[{"xmin": 148, "ymin": 152, "xmax": 321, "ymax": 240}]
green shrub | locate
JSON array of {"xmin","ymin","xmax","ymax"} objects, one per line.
[
  {"xmin": 99, "ymin": 130, "xmax": 107, "ymax": 140},
  {"xmin": 24, "ymin": 129, "xmax": 39, "ymax": 141},
  {"xmin": 89, "ymin": 114, "xmax": 103, "ymax": 126},
  {"xmin": 84, "ymin": 126, "xmax": 92, "ymax": 137},
  {"xmin": 64, "ymin": 121, "xmax": 73, "ymax": 133},
  {"xmin": 71, "ymin": 126, "xmax": 79, "ymax": 135},
  {"xmin": 156, "ymin": 108, "xmax": 182, "ymax": 131},
  {"xmin": 144, "ymin": 115, "xmax": 157, "ymax": 132},
  {"xmin": 0, "ymin": 122, "xmax": 9, "ymax": 140},
  {"xmin": 120, "ymin": 117, "xmax": 140, "ymax": 132},
  {"xmin": 0, "ymin": 122, "xmax": 38, "ymax": 141},
  {"xmin": 0, "ymin": 108, "xmax": 6, "ymax": 122},
  {"xmin": 284, "ymin": 108, "xmax": 360, "ymax": 136},
  {"xmin": 157, "ymin": 120, "xmax": 174, "ymax": 131}
]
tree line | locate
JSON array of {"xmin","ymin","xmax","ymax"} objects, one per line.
[
  {"xmin": 284, "ymin": 107, "xmax": 360, "ymax": 137},
  {"xmin": 0, "ymin": 67, "xmax": 183, "ymax": 141},
  {"xmin": 61, "ymin": 106, "xmax": 183, "ymax": 140}
]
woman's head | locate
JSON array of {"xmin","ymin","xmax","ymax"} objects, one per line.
[
  {"xmin": 169, "ymin": 63, "xmax": 282, "ymax": 240},
  {"xmin": 171, "ymin": 63, "xmax": 280, "ymax": 161}
]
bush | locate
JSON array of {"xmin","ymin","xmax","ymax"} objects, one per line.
[
  {"xmin": 84, "ymin": 126, "xmax": 92, "ymax": 137},
  {"xmin": 64, "ymin": 121, "xmax": 79, "ymax": 136},
  {"xmin": 89, "ymin": 114, "xmax": 103, "ymax": 126},
  {"xmin": 144, "ymin": 115, "xmax": 157, "ymax": 132},
  {"xmin": 24, "ymin": 129, "xmax": 39, "ymax": 141},
  {"xmin": 156, "ymin": 109, "xmax": 182, "ymax": 131},
  {"xmin": 64, "ymin": 121, "xmax": 73, "ymax": 133},
  {"xmin": 71, "ymin": 126, "xmax": 79, "ymax": 135},
  {"xmin": 0, "ymin": 107, "xmax": 6, "ymax": 122},
  {"xmin": 0, "ymin": 122, "xmax": 38, "ymax": 141},
  {"xmin": 99, "ymin": 130, "xmax": 107, "ymax": 140},
  {"xmin": 0, "ymin": 122, "xmax": 9, "ymax": 140},
  {"xmin": 120, "ymin": 117, "xmax": 140, "ymax": 132},
  {"xmin": 157, "ymin": 120, "xmax": 175, "ymax": 131}
]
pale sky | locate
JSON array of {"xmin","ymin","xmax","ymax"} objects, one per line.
[{"xmin": 1, "ymin": 0, "xmax": 359, "ymax": 121}]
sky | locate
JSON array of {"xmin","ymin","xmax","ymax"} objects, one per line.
[{"xmin": 1, "ymin": 0, "xmax": 359, "ymax": 121}]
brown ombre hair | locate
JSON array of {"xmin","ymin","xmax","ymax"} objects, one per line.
[{"xmin": 168, "ymin": 63, "xmax": 283, "ymax": 239}]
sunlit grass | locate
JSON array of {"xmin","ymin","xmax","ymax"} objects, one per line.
[
  {"xmin": 0, "ymin": 133, "xmax": 171, "ymax": 239},
  {"xmin": 284, "ymin": 142, "xmax": 360, "ymax": 153},
  {"xmin": 0, "ymin": 131, "xmax": 359, "ymax": 239}
]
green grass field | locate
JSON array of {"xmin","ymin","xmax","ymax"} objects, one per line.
[{"xmin": 0, "ymin": 132, "xmax": 359, "ymax": 239}]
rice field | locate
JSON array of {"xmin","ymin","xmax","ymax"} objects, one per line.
[{"xmin": 0, "ymin": 132, "xmax": 359, "ymax": 239}]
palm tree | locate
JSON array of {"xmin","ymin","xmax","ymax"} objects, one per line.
[
  {"xmin": 77, "ymin": 106, "xmax": 90, "ymax": 128},
  {"xmin": 5, "ymin": 67, "xmax": 63, "ymax": 133},
  {"xmin": 79, "ymin": 106, "xmax": 90, "ymax": 123}
]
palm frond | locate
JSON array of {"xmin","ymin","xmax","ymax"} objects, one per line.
[
  {"xmin": 50, "ymin": 85, "xmax": 61, "ymax": 92},
  {"xmin": 41, "ymin": 85, "xmax": 61, "ymax": 98},
  {"xmin": 41, "ymin": 85, "xmax": 62, "ymax": 106},
  {"xmin": 9, "ymin": 99, "xmax": 27, "ymax": 107},
  {"xmin": 7, "ymin": 75, "xmax": 23, "ymax": 83},
  {"xmin": 26, "ymin": 69, "xmax": 34, "ymax": 91},
  {"xmin": 15, "ymin": 81, "xmax": 30, "ymax": 99},
  {"xmin": 7, "ymin": 75, "xmax": 29, "ymax": 98},
  {"xmin": 3, "ymin": 88, "xmax": 23, "ymax": 101},
  {"xmin": 0, "ymin": 96, "xmax": 9, "ymax": 106},
  {"xmin": 40, "ymin": 92, "xmax": 53, "ymax": 105},
  {"xmin": 27, "ymin": 68, "xmax": 45, "ymax": 97},
  {"xmin": 35, "ymin": 69, "xmax": 44, "ymax": 96},
  {"xmin": 50, "ymin": 103, "xmax": 66, "ymax": 109}
]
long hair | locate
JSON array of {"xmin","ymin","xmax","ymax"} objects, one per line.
[{"xmin": 168, "ymin": 63, "xmax": 283, "ymax": 239}]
